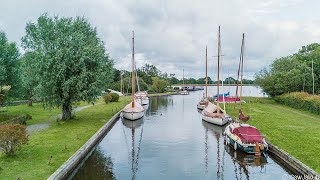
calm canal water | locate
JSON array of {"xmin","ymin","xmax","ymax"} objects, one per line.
[{"xmin": 72, "ymin": 88, "xmax": 292, "ymax": 180}]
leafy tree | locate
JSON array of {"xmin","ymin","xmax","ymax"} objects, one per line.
[
  {"xmin": 0, "ymin": 31, "xmax": 20, "ymax": 98},
  {"xmin": 255, "ymin": 55, "xmax": 311, "ymax": 97},
  {"xmin": 151, "ymin": 77, "xmax": 168, "ymax": 93},
  {"xmin": 21, "ymin": 14, "xmax": 114, "ymax": 120},
  {"xmin": 21, "ymin": 52, "xmax": 39, "ymax": 106}
]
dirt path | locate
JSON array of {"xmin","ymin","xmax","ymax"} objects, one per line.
[{"xmin": 26, "ymin": 103, "xmax": 103, "ymax": 134}]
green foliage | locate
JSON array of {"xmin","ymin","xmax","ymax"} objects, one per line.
[
  {"xmin": 21, "ymin": 14, "xmax": 114, "ymax": 120},
  {"xmin": 255, "ymin": 43, "xmax": 320, "ymax": 97},
  {"xmin": 275, "ymin": 92, "xmax": 320, "ymax": 115},
  {"xmin": 20, "ymin": 52, "xmax": 39, "ymax": 106},
  {"xmin": 103, "ymin": 94, "xmax": 112, "ymax": 104},
  {"xmin": 255, "ymin": 55, "xmax": 311, "ymax": 97},
  {"xmin": 109, "ymin": 93, "xmax": 119, "ymax": 102},
  {"xmin": 0, "ymin": 114, "xmax": 32, "ymax": 125},
  {"xmin": 0, "ymin": 124, "xmax": 28, "ymax": 156},
  {"xmin": 0, "ymin": 86, "xmax": 11, "ymax": 106},
  {"xmin": 0, "ymin": 31, "xmax": 20, "ymax": 98},
  {"xmin": 151, "ymin": 77, "xmax": 169, "ymax": 93}
]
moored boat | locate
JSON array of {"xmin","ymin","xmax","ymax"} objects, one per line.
[
  {"xmin": 122, "ymin": 100, "xmax": 145, "ymax": 120},
  {"xmin": 197, "ymin": 46, "xmax": 209, "ymax": 110},
  {"xmin": 216, "ymin": 96, "xmax": 242, "ymax": 103},
  {"xmin": 224, "ymin": 122, "xmax": 268, "ymax": 154},
  {"xmin": 201, "ymin": 102, "xmax": 230, "ymax": 126},
  {"xmin": 135, "ymin": 91, "xmax": 149, "ymax": 105},
  {"xmin": 122, "ymin": 31, "xmax": 145, "ymax": 121}
]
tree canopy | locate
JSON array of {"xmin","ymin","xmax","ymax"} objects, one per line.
[
  {"xmin": 21, "ymin": 14, "xmax": 114, "ymax": 120},
  {"xmin": 0, "ymin": 31, "xmax": 20, "ymax": 98},
  {"xmin": 255, "ymin": 43, "xmax": 316, "ymax": 97}
]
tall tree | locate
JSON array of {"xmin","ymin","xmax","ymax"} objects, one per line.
[
  {"xmin": 21, "ymin": 52, "xmax": 39, "ymax": 106},
  {"xmin": 0, "ymin": 31, "xmax": 20, "ymax": 98},
  {"xmin": 21, "ymin": 14, "xmax": 114, "ymax": 120}
]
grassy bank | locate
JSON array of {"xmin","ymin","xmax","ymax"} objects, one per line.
[
  {"xmin": 225, "ymin": 98, "xmax": 320, "ymax": 173},
  {"xmin": 0, "ymin": 96, "xmax": 131, "ymax": 179}
]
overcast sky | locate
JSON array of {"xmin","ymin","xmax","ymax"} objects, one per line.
[{"xmin": 1, "ymin": 0, "xmax": 319, "ymax": 80}]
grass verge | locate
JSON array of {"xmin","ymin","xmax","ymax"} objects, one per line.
[
  {"xmin": 0, "ymin": 96, "xmax": 130, "ymax": 179},
  {"xmin": 225, "ymin": 97, "xmax": 320, "ymax": 173}
]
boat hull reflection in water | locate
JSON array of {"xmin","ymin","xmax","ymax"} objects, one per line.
[{"xmin": 72, "ymin": 89, "xmax": 294, "ymax": 180}]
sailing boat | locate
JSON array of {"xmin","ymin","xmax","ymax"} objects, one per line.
[
  {"xmin": 202, "ymin": 26, "xmax": 230, "ymax": 126},
  {"xmin": 134, "ymin": 66, "xmax": 149, "ymax": 106},
  {"xmin": 122, "ymin": 31, "xmax": 145, "ymax": 120},
  {"xmin": 180, "ymin": 68, "xmax": 189, "ymax": 95},
  {"xmin": 197, "ymin": 46, "xmax": 210, "ymax": 110},
  {"xmin": 224, "ymin": 33, "xmax": 268, "ymax": 154}
]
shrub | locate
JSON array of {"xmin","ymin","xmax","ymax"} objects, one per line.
[
  {"xmin": 0, "ymin": 124, "xmax": 28, "ymax": 156},
  {"xmin": 103, "ymin": 94, "xmax": 112, "ymax": 104},
  {"xmin": 109, "ymin": 93, "xmax": 119, "ymax": 102},
  {"xmin": 0, "ymin": 114, "xmax": 32, "ymax": 125},
  {"xmin": 275, "ymin": 92, "xmax": 320, "ymax": 115}
]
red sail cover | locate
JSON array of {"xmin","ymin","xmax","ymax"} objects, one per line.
[
  {"xmin": 217, "ymin": 96, "xmax": 241, "ymax": 102},
  {"xmin": 232, "ymin": 126, "xmax": 263, "ymax": 143}
]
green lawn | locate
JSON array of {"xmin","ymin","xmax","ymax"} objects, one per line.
[
  {"xmin": 0, "ymin": 96, "xmax": 131, "ymax": 179},
  {"xmin": 225, "ymin": 97, "xmax": 320, "ymax": 173},
  {"xmin": 0, "ymin": 99, "xmax": 105, "ymax": 125}
]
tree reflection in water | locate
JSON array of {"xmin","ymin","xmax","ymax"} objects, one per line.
[
  {"xmin": 72, "ymin": 147, "xmax": 115, "ymax": 180},
  {"xmin": 147, "ymin": 96, "xmax": 174, "ymax": 115}
]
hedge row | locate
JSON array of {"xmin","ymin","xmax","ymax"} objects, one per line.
[{"xmin": 274, "ymin": 92, "xmax": 320, "ymax": 115}]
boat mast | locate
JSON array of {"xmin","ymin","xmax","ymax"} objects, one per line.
[
  {"xmin": 240, "ymin": 33, "xmax": 245, "ymax": 108},
  {"xmin": 132, "ymin": 31, "xmax": 135, "ymax": 108},
  {"xmin": 183, "ymin": 68, "xmax": 185, "ymax": 89},
  {"xmin": 217, "ymin": 26, "xmax": 221, "ymax": 107},
  {"xmin": 206, "ymin": 46, "xmax": 208, "ymax": 97}
]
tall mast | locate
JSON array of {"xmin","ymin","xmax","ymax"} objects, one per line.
[
  {"xmin": 240, "ymin": 33, "xmax": 245, "ymax": 108},
  {"xmin": 183, "ymin": 69, "xmax": 185, "ymax": 87},
  {"xmin": 217, "ymin": 26, "xmax": 221, "ymax": 104},
  {"xmin": 132, "ymin": 31, "xmax": 135, "ymax": 108},
  {"xmin": 205, "ymin": 46, "xmax": 208, "ymax": 97}
]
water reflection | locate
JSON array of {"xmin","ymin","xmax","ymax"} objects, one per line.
[
  {"xmin": 202, "ymin": 121, "xmax": 226, "ymax": 179},
  {"xmin": 121, "ymin": 118, "xmax": 144, "ymax": 180},
  {"xmin": 147, "ymin": 96, "xmax": 174, "ymax": 115},
  {"xmin": 73, "ymin": 89, "xmax": 293, "ymax": 180},
  {"xmin": 71, "ymin": 147, "xmax": 115, "ymax": 180}
]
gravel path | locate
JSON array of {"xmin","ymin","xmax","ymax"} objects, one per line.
[{"xmin": 26, "ymin": 103, "xmax": 103, "ymax": 134}]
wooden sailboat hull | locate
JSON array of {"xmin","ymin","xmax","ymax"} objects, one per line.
[
  {"xmin": 201, "ymin": 112, "xmax": 229, "ymax": 126},
  {"xmin": 122, "ymin": 101, "xmax": 145, "ymax": 121},
  {"xmin": 197, "ymin": 103, "xmax": 206, "ymax": 110},
  {"xmin": 122, "ymin": 111, "xmax": 144, "ymax": 120}
]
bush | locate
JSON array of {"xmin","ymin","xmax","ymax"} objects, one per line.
[
  {"xmin": 110, "ymin": 93, "xmax": 119, "ymax": 102},
  {"xmin": 275, "ymin": 92, "xmax": 320, "ymax": 115},
  {"xmin": 0, "ymin": 114, "xmax": 32, "ymax": 125},
  {"xmin": 103, "ymin": 94, "xmax": 112, "ymax": 104},
  {"xmin": 0, "ymin": 124, "xmax": 28, "ymax": 156}
]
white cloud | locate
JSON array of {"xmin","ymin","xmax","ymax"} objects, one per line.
[{"xmin": 0, "ymin": 0, "xmax": 319, "ymax": 80}]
